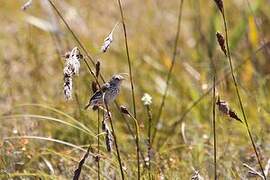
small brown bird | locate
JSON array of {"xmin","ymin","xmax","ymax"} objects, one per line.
[{"xmin": 85, "ymin": 74, "xmax": 125, "ymax": 110}]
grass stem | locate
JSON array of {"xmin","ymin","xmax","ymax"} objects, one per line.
[
  {"xmin": 97, "ymin": 109, "xmax": 100, "ymax": 180},
  {"xmin": 212, "ymin": 76, "xmax": 217, "ymax": 180},
  {"xmin": 146, "ymin": 105, "xmax": 153, "ymax": 180},
  {"xmin": 116, "ymin": 0, "xmax": 137, "ymax": 118},
  {"xmin": 103, "ymin": 100, "xmax": 125, "ymax": 180}
]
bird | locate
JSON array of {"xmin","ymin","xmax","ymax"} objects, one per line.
[{"xmin": 85, "ymin": 74, "xmax": 125, "ymax": 110}]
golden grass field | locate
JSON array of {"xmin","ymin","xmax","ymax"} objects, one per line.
[{"xmin": 1, "ymin": 0, "xmax": 270, "ymax": 179}]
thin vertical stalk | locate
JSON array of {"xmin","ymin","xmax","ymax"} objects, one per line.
[
  {"xmin": 146, "ymin": 105, "xmax": 152, "ymax": 180},
  {"xmin": 103, "ymin": 100, "xmax": 125, "ymax": 180},
  {"xmin": 116, "ymin": 0, "xmax": 137, "ymax": 118},
  {"xmin": 220, "ymin": 8, "xmax": 266, "ymax": 180},
  {"xmin": 152, "ymin": 0, "xmax": 184, "ymax": 145},
  {"xmin": 97, "ymin": 109, "xmax": 100, "ymax": 180},
  {"xmin": 212, "ymin": 76, "xmax": 217, "ymax": 180}
]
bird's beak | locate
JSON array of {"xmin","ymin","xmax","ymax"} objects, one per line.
[
  {"xmin": 118, "ymin": 73, "xmax": 128, "ymax": 80},
  {"xmin": 120, "ymin": 76, "xmax": 125, "ymax": 81}
]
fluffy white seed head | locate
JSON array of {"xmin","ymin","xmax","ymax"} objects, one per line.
[
  {"xmin": 63, "ymin": 47, "xmax": 82, "ymax": 101},
  {"xmin": 141, "ymin": 93, "xmax": 152, "ymax": 106}
]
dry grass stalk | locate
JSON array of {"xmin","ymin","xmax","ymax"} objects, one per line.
[
  {"xmin": 101, "ymin": 23, "xmax": 119, "ymax": 53},
  {"xmin": 141, "ymin": 93, "xmax": 153, "ymax": 179},
  {"xmin": 117, "ymin": 0, "xmax": 137, "ymax": 119},
  {"xmin": 214, "ymin": 0, "xmax": 267, "ymax": 178}
]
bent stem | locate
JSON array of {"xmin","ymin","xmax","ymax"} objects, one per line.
[
  {"xmin": 220, "ymin": 8, "xmax": 266, "ymax": 180},
  {"xmin": 126, "ymin": 111, "xmax": 140, "ymax": 180},
  {"xmin": 116, "ymin": 0, "xmax": 136, "ymax": 118},
  {"xmin": 152, "ymin": 0, "xmax": 184, "ymax": 145}
]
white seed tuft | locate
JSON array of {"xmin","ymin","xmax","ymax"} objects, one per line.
[{"xmin": 141, "ymin": 93, "xmax": 152, "ymax": 106}]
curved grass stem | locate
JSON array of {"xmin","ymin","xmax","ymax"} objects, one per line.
[
  {"xmin": 126, "ymin": 112, "xmax": 140, "ymax": 180},
  {"xmin": 151, "ymin": 0, "xmax": 184, "ymax": 145}
]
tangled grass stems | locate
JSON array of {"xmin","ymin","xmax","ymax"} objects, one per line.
[
  {"xmin": 217, "ymin": 2, "xmax": 266, "ymax": 179},
  {"xmin": 48, "ymin": 2, "xmax": 126, "ymax": 178},
  {"xmin": 116, "ymin": 0, "xmax": 136, "ymax": 118},
  {"xmin": 12, "ymin": 104, "xmax": 93, "ymax": 134},
  {"xmin": 4, "ymin": 136, "xmax": 88, "ymax": 153},
  {"xmin": 151, "ymin": 0, "xmax": 184, "ymax": 145},
  {"xmin": 47, "ymin": 1, "xmax": 140, "ymax": 159},
  {"xmin": 1, "ymin": 114, "xmax": 95, "ymax": 137}
]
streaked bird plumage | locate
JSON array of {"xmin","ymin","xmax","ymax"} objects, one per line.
[{"xmin": 85, "ymin": 74, "xmax": 125, "ymax": 110}]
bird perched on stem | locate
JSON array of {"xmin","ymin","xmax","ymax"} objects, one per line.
[{"xmin": 85, "ymin": 74, "xmax": 125, "ymax": 110}]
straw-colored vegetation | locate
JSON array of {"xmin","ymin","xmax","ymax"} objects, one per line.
[{"xmin": 1, "ymin": 0, "xmax": 270, "ymax": 179}]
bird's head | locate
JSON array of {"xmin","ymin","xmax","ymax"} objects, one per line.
[{"xmin": 110, "ymin": 74, "xmax": 125, "ymax": 86}]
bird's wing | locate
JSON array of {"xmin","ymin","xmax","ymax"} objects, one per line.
[
  {"xmin": 101, "ymin": 82, "xmax": 110, "ymax": 92},
  {"xmin": 90, "ymin": 90, "xmax": 103, "ymax": 102},
  {"xmin": 85, "ymin": 83, "xmax": 110, "ymax": 109}
]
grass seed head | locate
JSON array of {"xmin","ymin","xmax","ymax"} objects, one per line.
[
  {"xmin": 216, "ymin": 32, "xmax": 227, "ymax": 56},
  {"xmin": 95, "ymin": 61, "xmax": 101, "ymax": 78},
  {"xmin": 216, "ymin": 97, "xmax": 242, "ymax": 123},
  {"xmin": 214, "ymin": 0, "xmax": 224, "ymax": 13},
  {"xmin": 120, "ymin": 105, "xmax": 129, "ymax": 115},
  {"xmin": 141, "ymin": 93, "xmax": 152, "ymax": 106}
]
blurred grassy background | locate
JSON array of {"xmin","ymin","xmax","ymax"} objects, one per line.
[{"xmin": 1, "ymin": 0, "xmax": 270, "ymax": 179}]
